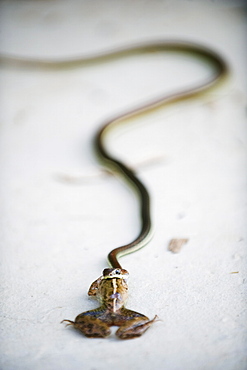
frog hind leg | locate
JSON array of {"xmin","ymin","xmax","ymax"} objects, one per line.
[
  {"xmin": 116, "ymin": 311, "xmax": 158, "ymax": 340},
  {"xmin": 62, "ymin": 309, "xmax": 111, "ymax": 338}
]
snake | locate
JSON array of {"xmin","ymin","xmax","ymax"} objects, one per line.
[
  {"xmin": 1, "ymin": 41, "xmax": 229, "ymax": 339},
  {"xmin": 0, "ymin": 41, "xmax": 229, "ymax": 269}
]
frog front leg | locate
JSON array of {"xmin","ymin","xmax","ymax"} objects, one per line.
[
  {"xmin": 116, "ymin": 310, "xmax": 158, "ymax": 339},
  {"xmin": 62, "ymin": 309, "xmax": 111, "ymax": 338},
  {"xmin": 87, "ymin": 276, "xmax": 102, "ymax": 296}
]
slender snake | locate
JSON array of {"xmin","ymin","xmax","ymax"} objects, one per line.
[{"xmin": 0, "ymin": 41, "xmax": 229, "ymax": 269}]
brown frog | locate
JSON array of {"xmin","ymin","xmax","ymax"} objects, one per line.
[{"xmin": 62, "ymin": 268, "xmax": 157, "ymax": 339}]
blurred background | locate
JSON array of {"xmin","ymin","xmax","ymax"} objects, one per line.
[{"xmin": 0, "ymin": 1, "xmax": 246, "ymax": 369}]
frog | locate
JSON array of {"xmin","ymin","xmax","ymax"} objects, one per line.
[{"xmin": 62, "ymin": 268, "xmax": 157, "ymax": 339}]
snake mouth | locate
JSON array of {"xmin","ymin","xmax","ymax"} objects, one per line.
[
  {"xmin": 102, "ymin": 274, "xmax": 129, "ymax": 280},
  {"xmin": 102, "ymin": 268, "xmax": 129, "ymax": 280}
]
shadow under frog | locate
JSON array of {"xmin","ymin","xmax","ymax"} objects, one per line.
[{"xmin": 62, "ymin": 268, "xmax": 157, "ymax": 339}]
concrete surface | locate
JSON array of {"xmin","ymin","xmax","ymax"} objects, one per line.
[{"xmin": 0, "ymin": 1, "xmax": 246, "ymax": 369}]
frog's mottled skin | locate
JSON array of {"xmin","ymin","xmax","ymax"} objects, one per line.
[{"xmin": 62, "ymin": 268, "xmax": 157, "ymax": 339}]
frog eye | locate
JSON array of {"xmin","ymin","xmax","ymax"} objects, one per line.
[{"xmin": 114, "ymin": 269, "xmax": 121, "ymax": 275}]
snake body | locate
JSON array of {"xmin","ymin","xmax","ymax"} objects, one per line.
[
  {"xmin": 93, "ymin": 42, "xmax": 228, "ymax": 268},
  {"xmin": 0, "ymin": 41, "xmax": 229, "ymax": 269}
]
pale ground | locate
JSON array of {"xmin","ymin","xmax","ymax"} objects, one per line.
[{"xmin": 0, "ymin": 1, "xmax": 246, "ymax": 369}]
